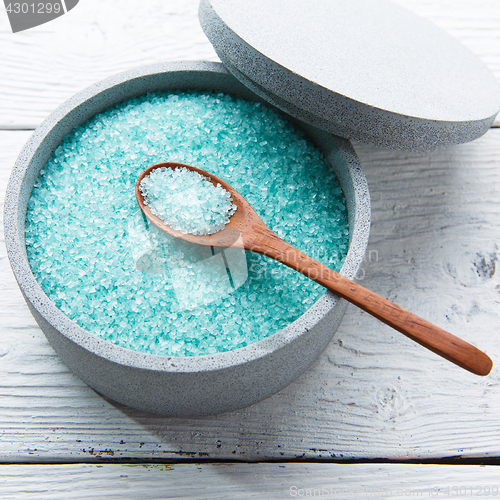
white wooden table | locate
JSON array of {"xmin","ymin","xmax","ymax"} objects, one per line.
[{"xmin": 1, "ymin": 0, "xmax": 500, "ymax": 497}]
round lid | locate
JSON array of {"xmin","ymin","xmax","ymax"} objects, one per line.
[{"xmin": 199, "ymin": 0, "xmax": 500, "ymax": 151}]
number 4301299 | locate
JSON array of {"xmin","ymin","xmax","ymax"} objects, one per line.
[{"xmin": 5, "ymin": 3, "xmax": 62, "ymax": 14}]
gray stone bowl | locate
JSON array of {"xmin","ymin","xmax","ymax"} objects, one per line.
[{"xmin": 4, "ymin": 61, "xmax": 370, "ymax": 417}]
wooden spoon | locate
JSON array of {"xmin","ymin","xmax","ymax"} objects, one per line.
[{"xmin": 136, "ymin": 162, "xmax": 493, "ymax": 376}]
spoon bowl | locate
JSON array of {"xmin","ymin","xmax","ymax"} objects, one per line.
[
  {"xmin": 136, "ymin": 162, "xmax": 493, "ymax": 377},
  {"xmin": 136, "ymin": 162, "xmax": 253, "ymax": 249}
]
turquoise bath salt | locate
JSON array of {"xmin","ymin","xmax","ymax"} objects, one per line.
[
  {"xmin": 139, "ymin": 166, "xmax": 237, "ymax": 235},
  {"xmin": 25, "ymin": 90, "xmax": 349, "ymax": 357}
]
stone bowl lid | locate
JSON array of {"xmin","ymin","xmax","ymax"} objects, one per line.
[{"xmin": 199, "ymin": 0, "xmax": 500, "ymax": 151}]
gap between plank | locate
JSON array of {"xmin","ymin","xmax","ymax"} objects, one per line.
[{"xmin": 2, "ymin": 457, "xmax": 500, "ymax": 466}]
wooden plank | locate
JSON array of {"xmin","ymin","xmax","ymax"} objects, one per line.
[
  {"xmin": 0, "ymin": 0, "xmax": 499, "ymax": 129},
  {"xmin": 0, "ymin": 0, "xmax": 218, "ymax": 130},
  {"xmin": 1, "ymin": 129, "xmax": 500, "ymax": 462},
  {"xmin": 2, "ymin": 463, "xmax": 500, "ymax": 500}
]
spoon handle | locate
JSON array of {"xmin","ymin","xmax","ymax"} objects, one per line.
[{"xmin": 250, "ymin": 232, "xmax": 492, "ymax": 376}]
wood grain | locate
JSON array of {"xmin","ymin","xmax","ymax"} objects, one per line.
[
  {"xmin": 1, "ymin": 129, "xmax": 499, "ymax": 463},
  {"xmin": 0, "ymin": 0, "xmax": 499, "ymax": 129},
  {"xmin": 2, "ymin": 463, "xmax": 500, "ymax": 499}
]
